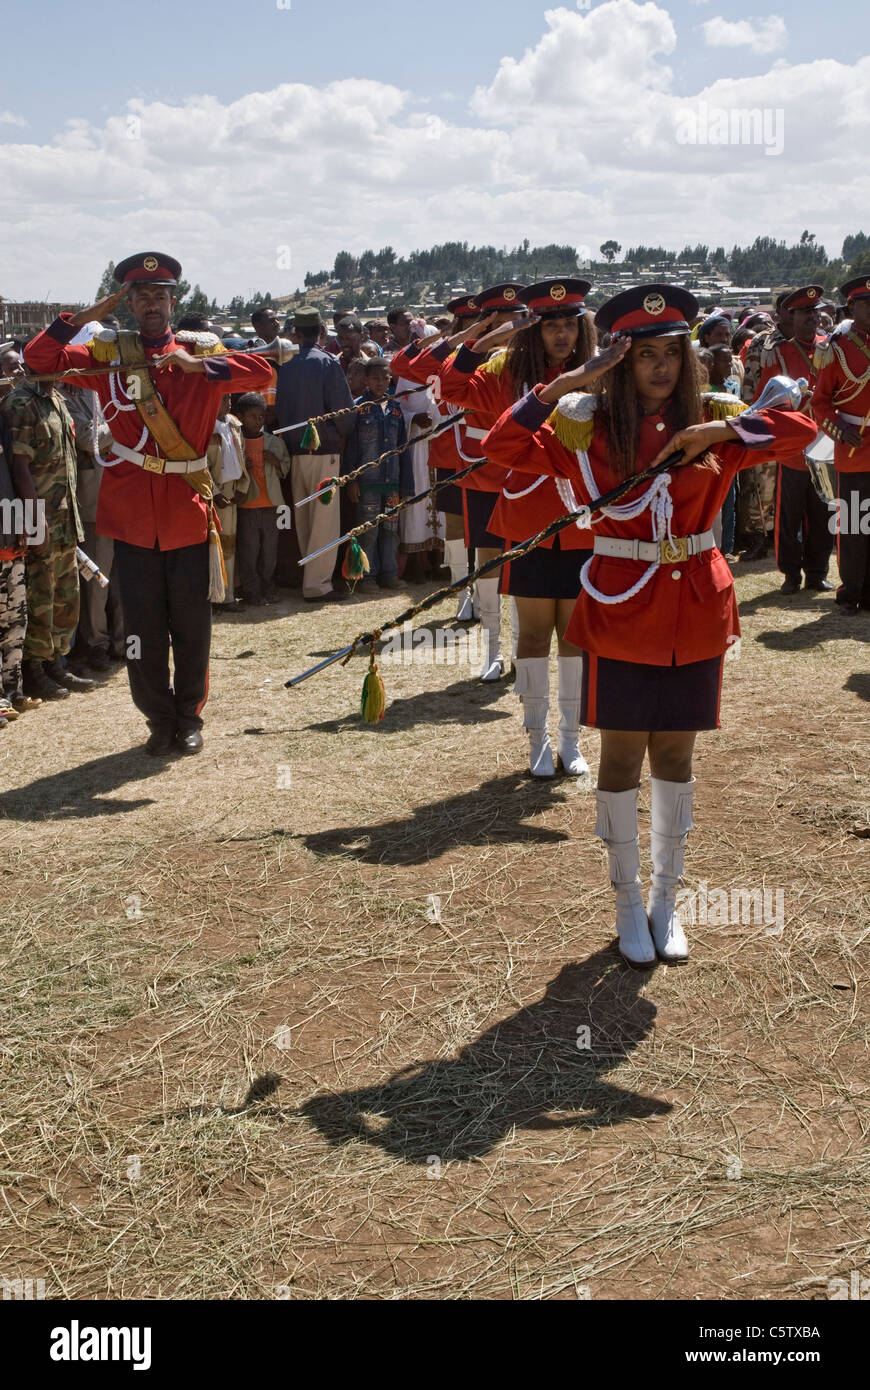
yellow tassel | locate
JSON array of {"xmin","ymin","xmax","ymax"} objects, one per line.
[
  {"xmin": 88, "ymin": 335, "xmax": 119, "ymax": 364},
  {"xmin": 813, "ymin": 340, "xmax": 835, "ymax": 371},
  {"xmin": 481, "ymin": 348, "xmax": 509, "ymax": 377},
  {"xmin": 360, "ymin": 653, "xmax": 386, "ymax": 723},
  {"xmin": 706, "ymin": 396, "xmax": 748, "ymax": 421},
  {"xmin": 548, "ymin": 410, "xmax": 595, "ymax": 453}
]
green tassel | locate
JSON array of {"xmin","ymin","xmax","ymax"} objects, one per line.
[
  {"xmin": 361, "ymin": 653, "xmax": 386, "ymax": 723},
  {"xmin": 318, "ymin": 475, "xmax": 337, "ymax": 505},
  {"xmin": 342, "ymin": 536, "xmax": 370, "ymax": 582},
  {"xmin": 300, "ymin": 420, "xmax": 321, "ymax": 451}
]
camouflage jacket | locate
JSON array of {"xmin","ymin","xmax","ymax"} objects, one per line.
[{"xmin": 0, "ymin": 379, "xmax": 82, "ymax": 542}]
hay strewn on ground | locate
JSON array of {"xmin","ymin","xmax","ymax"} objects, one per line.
[{"xmin": 1, "ymin": 558, "xmax": 867, "ymax": 1300}]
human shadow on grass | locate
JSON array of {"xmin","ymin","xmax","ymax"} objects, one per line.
[
  {"xmin": 300, "ymin": 770, "xmax": 573, "ymax": 864},
  {"xmin": 300, "ymin": 948, "xmax": 670, "ymax": 1164},
  {"xmin": 0, "ymin": 747, "xmax": 163, "ymax": 821},
  {"xmin": 844, "ymin": 672, "xmax": 870, "ymax": 702},
  {"xmin": 754, "ymin": 608, "xmax": 867, "ymax": 651}
]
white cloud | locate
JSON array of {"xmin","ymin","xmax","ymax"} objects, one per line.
[
  {"xmin": 0, "ymin": 110, "xmax": 27, "ymax": 127},
  {"xmin": 702, "ymin": 16, "xmax": 787, "ymax": 54},
  {"xmin": 0, "ymin": 3, "xmax": 866, "ymax": 302}
]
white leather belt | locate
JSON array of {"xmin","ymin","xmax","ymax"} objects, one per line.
[
  {"xmin": 464, "ymin": 426, "xmax": 488, "ymax": 440},
  {"xmin": 840, "ymin": 412, "xmax": 865, "ymax": 425},
  {"xmin": 109, "ymin": 440, "xmax": 208, "ymax": 474},
  {"xmin": 593, "ymin": 529, "xmax": 716, "ymax": 564}
]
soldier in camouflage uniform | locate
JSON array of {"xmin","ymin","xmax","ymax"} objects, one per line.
[{"xmin": 0, "ymin": 374, "xmax": 96, "ymax": 700}]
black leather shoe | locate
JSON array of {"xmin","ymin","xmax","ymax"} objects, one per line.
[
  {"xmin": 780, "ymin": 576, "xmax": 801, "ymax": 595},
  {"xmin": 44, "ymin": 658, "xmax": 96, "ymax": 692},
  {"xmin": 145, "ymin": 729, "xmax": 176, "ymax": 756},
  {"xmin": 839, "ymin": 602, "xmax": 860, "ymax": 616},
  {"xmin": 175, "ymin": 729, "xmax": 204, "ymax": 754},
  {"xmin": 804, "ymin": 577, "xmax": 835, "ymax": 591}
]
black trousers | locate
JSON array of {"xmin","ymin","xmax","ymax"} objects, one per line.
[
  {"xmin": 774, "ymin": 465, "xmax": 834, "ymax": 581},
  {"xmin": 835, "ymin": 471, "xmax": 870, "ymax": 605},
  {"xmin": 115, "ymin": 540, "xmax": 211, "ymax": 733},
  {"xmin": 236, "ymin": 507, "xmax": 279, "ymax": 601}
]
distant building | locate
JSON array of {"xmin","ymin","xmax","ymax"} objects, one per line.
[{"xmin": 0, "ymin": 297, "xmax": 72, "ymax": 341}]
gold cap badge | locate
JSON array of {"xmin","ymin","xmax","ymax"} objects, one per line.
[
  {"xmin": 643, "ymin": 293, "xmax": 666, "ymax": 316},
  {"xmin": 550, "ymin": 284, "xmax": 566, "ymax": 301},
  {"xmin": 143, "ymin": 256, "xmax": 159, "ymax": 272},
  {"xmin": 503, "ymin": 287, "xmax": 517, "ymax": 301}
]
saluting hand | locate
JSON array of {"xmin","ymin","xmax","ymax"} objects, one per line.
[
  {"xmin": 68, "ymin": 289, "xmax": 127, "ymax": 330},
  {"xmin": 538, "ymin": 334, "xmax": 632, "ymax": 402},
  {"xmin": 465, "ymin": 313, "xmax": 540, "ymax": 358}
]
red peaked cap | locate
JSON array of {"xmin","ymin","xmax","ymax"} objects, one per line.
[
  {"xmin": 477, "ymin": 282, "xmax": 526, "ymax": 311},
  {"xmin": 780, "ymin": 285, "xmax": 825, "ymax": 311},
  {"xmin": 839, "ymin": 275, "xmax": 870, "ymax": 303},
  {"xmin": 520, "ymin": 278, "xmax": 591, "ymax": 317},
  {"xmin": 596, "ymin": 283, "xmax": 698, "ymax": 339},
  {"xmin": 445, "ymin": 294, "xmax": 480, "ymax": 319},
  {"xmin": 114, "ymin": 252, "xmax": 182, "ymax": 287}
]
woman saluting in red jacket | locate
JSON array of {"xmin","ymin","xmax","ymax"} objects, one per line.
[{"xmin": 482, "ymin": 285, "xmax": 817, "ymax": 967}]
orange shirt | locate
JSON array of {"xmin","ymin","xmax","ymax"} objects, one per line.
[{"xmin": 241, "ymin": 435, "xmax": 273, "ymax": 508}]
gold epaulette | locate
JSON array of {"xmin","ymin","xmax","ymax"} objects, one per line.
[
  {"xmin": 704, "ymin": 393, "xmax": 748, "ymax": 422},
  {"xmin": 813, "ymin": 338, "xmax": 835, "ymax": 371},
  {"xmin": 87, "ymin": 330, "xmax": 120, "ymax": 364},
  {"xmin": 175, "ymin": 330, "xmax": 226, "ymax": 357},
  {"xmin": 481, "ymin": 348, "xmax": 508, "ymax": 377},
  {"xmin": 548, "ymin": 391, "xmax": 597, "ymax": 452}
]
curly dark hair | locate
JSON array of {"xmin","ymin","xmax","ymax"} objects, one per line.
[
  {"xmin": 505, "ymin": 314, "xmax": 597, "ymax": 400},
  {"xmin": 593, "ymin": 337, "xmax": 713, "ymax": 480}
]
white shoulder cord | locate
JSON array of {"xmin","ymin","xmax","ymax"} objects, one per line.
[{"xmin": 577, "ymin": 446, "xmax": 676, "ymax": 605}]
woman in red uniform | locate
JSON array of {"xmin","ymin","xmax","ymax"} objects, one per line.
[
  {"xmin": 482, "ymin": 285, "xmax": 816, "ymax": 966},
  {"xmin": 391, "ymin": 283, "xmax": 526, "ymax": 681},
  {"xmin": 434, "ymin": 279, "xmax": 597, "ymax": 780}
]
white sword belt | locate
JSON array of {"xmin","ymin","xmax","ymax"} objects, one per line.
[
  {"xmin": 109, "ymin": 440, "xmax": 209, "ymax": 474},
  {"xmin": 593, "ymin": 529, "xmax": 716, "ymax": 564},
  {"xmin": 463, "ymin": 426, "xmax": 489, "ymax": 440}
]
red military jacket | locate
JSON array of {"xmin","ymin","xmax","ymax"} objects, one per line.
[
  {"xmin": 390, "ymin": 337, "xmax": 506, "ymax": 545},
  {"xmin": 24, "ymin": 316, "xmax": 273, "ymax": 549},
  {"xmin": 483, "ymin": 387, "xmax": 817, "ymax": 666},
  {"xmin": 436, "ymin": 344, "xmax": 590, "ymax": 550},
  {"xmin": 756, "ymin": 334, "xmax": 823, "ymax": 470},
  {"xmin": 811, "ymin": 328, "xmax": 870, "ymax": 473}
]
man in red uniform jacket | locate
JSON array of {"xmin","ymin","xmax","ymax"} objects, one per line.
[
  {"xmin": 812, "ymin": 274, "xmax": 870, "ymax": 613},
  {"xmin": 756, "ymin": 284, "xmax": 834, "ymax": 594},
  {"xmin": 24, "ymin": 252, "xmax": 273, "ymax": 754}
]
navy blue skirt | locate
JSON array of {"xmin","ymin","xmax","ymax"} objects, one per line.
[
  {"xmin": 581, "ymin": 653, "xmax": 725, "ymax": 731},
  {"xmin": 465, "ymin": 488, "xmax": 504, "ymax": 549},
  {"xmin": 435, "ymin": 468, "xmax": 463, "ymax": 518},
  {"xmin": 500, "ymin": 534, "xmax": 591, "ymax": 598}
]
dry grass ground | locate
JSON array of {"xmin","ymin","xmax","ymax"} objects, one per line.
[{"xmin": 0, "ymin": 556, "xmax": 867, "ymax": 1301}]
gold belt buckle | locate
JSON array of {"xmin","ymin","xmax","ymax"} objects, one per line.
[
  {"xmin": 143, "ymin": 455, "xmax": 165, "ymax": 474},
  {"xmin": 660, "ymin": 535, "xmax": 689, "ymax": 563}
]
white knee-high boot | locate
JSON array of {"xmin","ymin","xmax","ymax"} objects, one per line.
[
  {"xmin": 594, "ymin": 787, "xmax": 656, "ymax": 967},
  {"xmin": 445, "ymin": 539, "xmax": 474, "ymax": 621},
  {"xmin": 514, "ymin": 656, "xmax": 555, "ymax": 777},
  {"xmin": 556, "ymin": 656, "xmax": 590, "ymax": 781},
  {"xmin": 647, "ymin": 777, "xmax": 693, "ymax": 962},
  {"xmin": 476, "ymin": 576, "xmax": 504, "ymax": 681}
]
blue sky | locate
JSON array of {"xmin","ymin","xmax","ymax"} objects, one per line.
[
  {"xmin": 0, "ymin": 0, "xmax": 864, "ymax": 301},
  {"xmin": 4, "ymin": 0, "xmax": 851, "ymax": 138}
]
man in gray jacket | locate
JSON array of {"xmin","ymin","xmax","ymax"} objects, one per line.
[{"xmin": 276, "ymin": 307, "xmax": 354, "ymax": 603}]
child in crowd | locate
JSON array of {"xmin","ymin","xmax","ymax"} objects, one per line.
[
  {"xmin": 233, "ymin": 392, "xmax": 291, "ymax": 606},
  {"xmin": 343, "ymin": 359, "xmax": 413, "ymax": 593}
]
